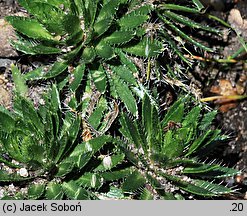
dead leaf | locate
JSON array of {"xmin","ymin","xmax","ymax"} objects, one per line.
[{"xmin": 210, "ymin": 79, "xmax": 242, "ymax": 112}]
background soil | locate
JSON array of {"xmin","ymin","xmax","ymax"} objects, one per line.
[{"xmin": 0, "ymin": 0, "xmax": 246, "ymax": 199}]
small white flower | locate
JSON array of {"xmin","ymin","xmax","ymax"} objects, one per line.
[
  {"xmin": 103, "ymin": 156, "xmax": 112, "ymax": 169},
  {"xmin": 19, "ymin": 168, "xmax": 29, "ymax": 177}
]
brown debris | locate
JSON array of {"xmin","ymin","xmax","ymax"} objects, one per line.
[
  {"xmin": 0, "ymin": 74, "xmax": 11, "ymax": 108},
  {"xmin": 210, "ymin": 78, "xmax": 246, "ymax": 112}
]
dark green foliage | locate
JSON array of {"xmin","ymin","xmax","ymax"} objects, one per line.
[
  {"xmin": 0, "ymin": 82, "xmax": 119, "ymax": 200},
  {"xmin": 6, "ymin": 0, "xmax": 160, "ymax": 77},
  {"xmin": 156, "ymin": 1, "xmax": 221, "ymax": 65},
  {"xmin": 117, "ymin": 95, "xmax": 239, "ymax": 199},
  {"xmin": 0, "ymin": 0, "xmax": 240, "ymax": 200}
]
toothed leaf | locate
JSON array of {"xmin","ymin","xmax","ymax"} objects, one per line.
[
  {"xmin": 46, "ymin": 182, "xmax": 64, "ymax": 200},
  {"xmin": 122, "ymin": 170, "xmax": 146, "ymax": 192},
  {"xmin": 104, "ymin": 30, "xmax": 135, "ymax": 45},
  {"xmin": 119, "ymin": 14, "xmax": 149, "ymax": 29},
  {"xmin": 62, "ymin": 181, "xmax": 89, "ymax": 200},
  {"xmin": 91, "ymin": 70, "xmax": 106, "ymax": 93},
  {"xmin": 76, "ymin": 173, "xmax": 103, "ymax": 189},
  {"xmin": 124, "ymin": 37, "xmax": 162, "ymax": 57},
  {"xmin": 6, "ymin": 16, "xmax": 54, "ymax": 41},
  {"xmin": 28, "ymin": 184, "xmax": 45, "ymax": 199}
]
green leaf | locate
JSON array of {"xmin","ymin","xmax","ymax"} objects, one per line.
[
  {"xmin": 140, "ymin": 188, "xmax": 154, "ymax": 200},
  {"xmin": 162, "ymin": 98, "xmax": 185, "ymax": 127},
  {"xmin": 142, "ymin": 95, "xmax": 152, "ymax": 125},
  {"xmin": 44, "ymin": 61, "xmax": 68, "ymax": 79},
  {"xmin": 69, "ymin": 64, "xmax": 85, "ymax": 92},
  {"xmin": 101, "ymin": 168, "xmax": 133, "ymax": 181},
  {"xmin": 94, "ymin": 17, "xmax": 112, "ymax": 36},
  {"xmin": 122, "ymin": 170, "xmax": 146, "ymax": 192},
  {"xmin": 0, "ymin": 170, "xmax": 29, "ymax": 182},
  {"xmin": 112, "ymin": 76, "xmax": 137, "ymax": 116},
  {"xmin": 180, "ymin": 179, "xmax": 233, "ymax": 196},
  {"xmin": 19, "ymin": 1, "xmax": 65, "ymax": 35},
  {"xmin": 0, "ymin": 106, "xmax": 16, "ymax": 133},
  {"xmin": 91, "ymin": 70, "xmax": 106, "ymax": 93},
  {"xmin": 97, "ymin": 0, "xmax": 119, "ymax": 22},
  {"xmin": 94, "ymin": 153, "xmax": 125, "ymax": 172},
  {"xmin": 124, "ymin": 37, "xmax": 162, "ymax": 57},
  {"xmin": 84, "ymin": 0, "xmax": 99, "ymax": 26},
  {"xmin": 70, "ymin": 136, "xmax": 112, "ymax": 168},
  {"xmin": 192, "ymin": 0, "xmax": 205, "ymax": 11},
  {"xmin": 6, "ymin": 16, "xmax": 54, "ymax": 41},
  {"xmin": 56, "ymin": 160, "xmax": 75, "ymax": 177},
  {"xmin": 161, "ymin": 173, "xmax": 232, "ymax": 196},
  {"xmin": 24, "ymin": 67, "xmax": 43, "ymax": 81},
  {"xmin": 104, "ymin": 30, "xmax": 135, "ymax": 45},
  {"xmin": 159, "ymin": 15, "xmax": 214, "ymax": 52},
  {"xmin": 66, "ymin": 30, "xmax": 83, "ymax": 46},
  {"xmin": 105, "ymin": 186, "xmax": 124, "ymax": 199},
  {"xmin": 199, "ymin": 111, "xmax": 217, "ymax": 131},
  {"xmin": 160, "ymin": 4, "xmax": 200, "ymax": 14},
  {"xmin": 62, "ymin": 181, "xmax": 89, "ymax": 200},
  {"xmin": 182, "ymin": 106, "xmax": 201, "ymax": 127},
  {"xmin": 63, "ymin": 42, "xmax": 83, "ymax": 61},
  {"xmin": 28, "ymin": 184, "xmax": 46, "ymax": 199},
  {"xmin": 141, "ymin": 94, "xmax": 161, "ymax": 151},
  {"xmin": 119, "ymin": 14, "xmax": 149, "ymax": 29},
  {"xmin": 11, "ymin": 64, "xmax": 28, "ymax": 97},
  {"xmin": 88, "ymin": 98, "xmax": 107, "ymax": 129},
  {"xmin": 162, "ymin": 130, "xmax": 184, "ymax": 159},
  {"xmin": 76, "ymin": 173, "xmax": 103, "ymax": 189},
  {"xmin": 20, "ymin": 97, "xmax": 44, "ymax": 134},
  {"xmin": 95, "ymin": 41, "xmax": 114, "ymax": 59},
  {"xmin": 183, "ymin": 164, "xmax": 240, "ymax": 179},
  {"xmin": 115, "ymin": 49, "xmax": 138, "ymax": 73},
  {"xmin": 186, "ymin": 130, "xmax": 220, "ymax": 156},
  {"xmin": 120, "ymin": 114, "xmax": 145, "ymax": 150},
  {"xmin": 163, "ymin": 11, "xmax": 220, "ymax": 35},
  {"xmin": 112, "ymin": 66, "xmax": 137, "ymax": 86},
  {"xmin": 81, "ymin": 47, "xmax": 96, "ymax": 63},
  {"xmin": 10, "ymin": 39, "xmax": 61, "ymax": 55},
  {"xmin": 62, "ymin": 14, "xmax": 81, "ymax": 35},
  {"xmin": 55, "ymin": 112, "xmax": 80, "ymax": 162},
  {"xmin": 50, "ymin": 84, "xmax": 61, "ymax": 112},
  {"xmin": 46, "ymin": 182, "xmax": 64, "ymax": 200}
]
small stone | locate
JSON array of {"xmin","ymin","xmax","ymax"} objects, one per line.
[
  {"xmin": 8, "ymin": 184, "xmax": 16, "ymax": 192},
  {"xmin": 19, "ymin": 168, "xmax": 29, "ymax": 177},
  {"xmin": 0, "ymin": 86, "xmax": 11, "ymax": 108},
  {"xmin": 0, "ymin": 19, "xmax": 18, "ymax": 57},
  {"xmin": 0, "ymin": 188, "xmax": 5, "ymax": 199},
  {"xmin": 103, "ymin": 156, "xmax": 112, "ymax": 169}
]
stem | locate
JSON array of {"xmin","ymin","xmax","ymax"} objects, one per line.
[{"xmin": 200, "ymin": 95, "xmax": 247, "ymax": 102}]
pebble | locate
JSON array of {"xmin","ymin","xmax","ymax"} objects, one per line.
[{"xmin": 0, "ymin": 19, "xmax": 18, "ymax": 57}]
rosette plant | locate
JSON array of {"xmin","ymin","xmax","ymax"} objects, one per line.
[
  {"xmin": 113, "ymin": 94, "xmax": 239, "ymax": 199},
  {"xmin": 6, "ymin": 0, "xmax": 161, "ymax": 77},
  {"xmin": 6, "ymin": 0, "xmax": 222, "ymax": 80},
  {"xmin": 0, "ymin": 66, "xmax": 127, "ymax": 200}
]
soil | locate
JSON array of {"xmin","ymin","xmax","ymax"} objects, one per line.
[
  {"xmin": 192, "ymin": 1, "xmax": 247, "ymax": 197},
  {"xmin": 0, "ymin": 0, "xmax": 246, "ymax": 199}
]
